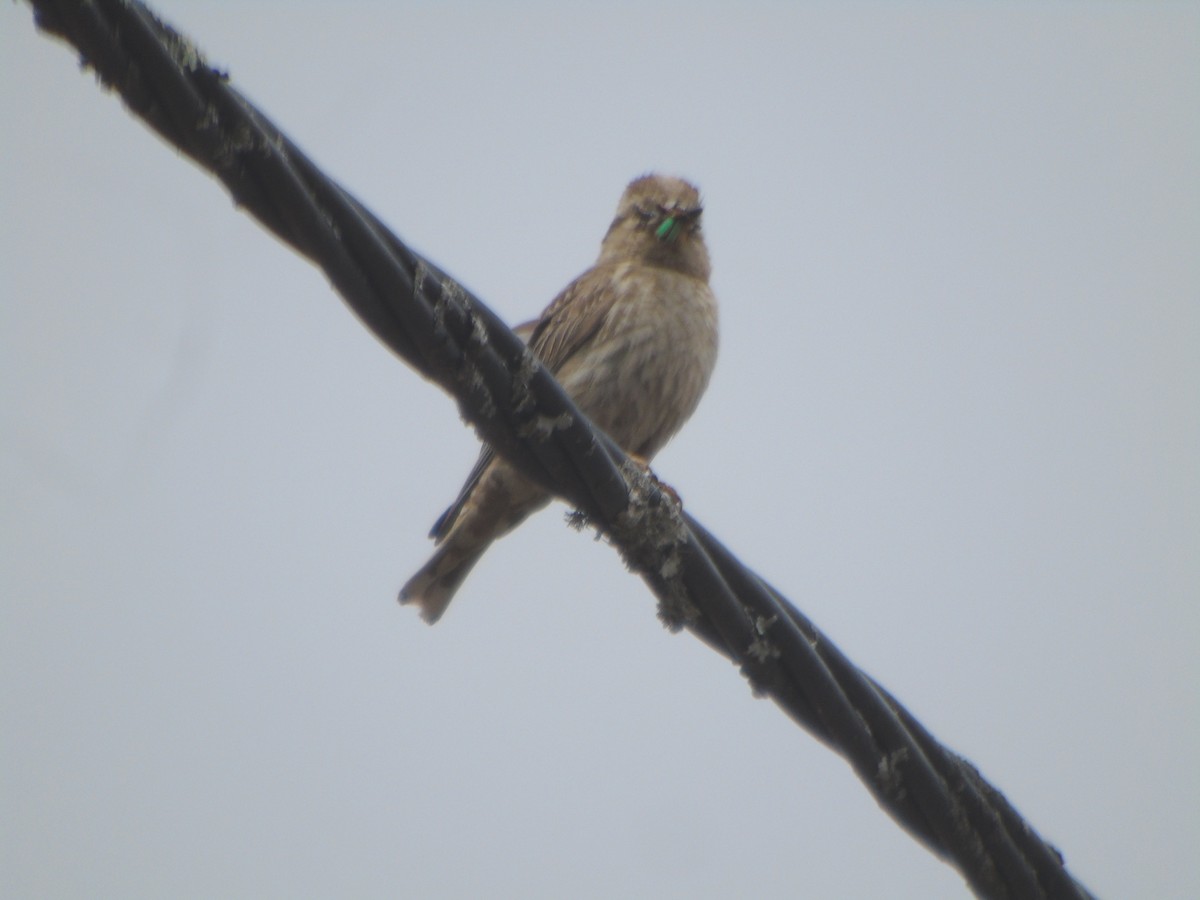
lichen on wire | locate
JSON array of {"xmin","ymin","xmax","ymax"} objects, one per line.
[{"xmin": 23, "ymin": 2, "xmax": 1095, "ymax": 897}]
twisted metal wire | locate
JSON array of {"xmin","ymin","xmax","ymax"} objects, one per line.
[{"xmin": 24, "ymin": 3, "xmax": 1095, "ymax": 897}]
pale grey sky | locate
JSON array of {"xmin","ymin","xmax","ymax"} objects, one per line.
[{"xmin": 3, "ymin": 3, "xmax": 1198, "ymax": 898}]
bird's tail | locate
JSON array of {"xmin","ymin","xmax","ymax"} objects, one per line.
[{"xmin": 399, "ymin": 543, "xmax": 487, "ymax": 625}]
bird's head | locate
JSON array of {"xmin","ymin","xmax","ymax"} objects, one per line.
[{"xmin": 600, "ymin": 174, "xmax": 711, "ymax": 281}]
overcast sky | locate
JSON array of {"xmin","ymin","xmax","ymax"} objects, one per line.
[{"xmin": 3, "ymin": 3, "xmax": 1197, "ymax": 898}]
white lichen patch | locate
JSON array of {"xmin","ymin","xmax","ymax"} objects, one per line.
[
  {"xmin": 463, "ymin": 366, "xmax": 496, "ymax": 419},
  {"xmin": 610, "ymin": 460, "xmax": 697, "ymax": 630},
  {"xmin": 161, "ymin": 26, "xmax": 209, "ymax": 74},
  {"xmin": 472, "ymin": 315, "xmax": 489, "ymax": 349},
  {"xmin": 753, "ymin": 613, "xmax": 778, "ymax": 635},
  {"xmin": 746, "ymin": 613, "xmax": 781, "ymax": 663},
  {"xmin": 198, "ymin": 102, "xmax": 220, "ymax": 131},
  {"xmin": 415, "ymin": 260, "xmax": 431, "ymax": 301},
  {"xmin": 875, "ymin": 747, "xmax": 910, "ymax": 801},
  {"xmin": 656, "ymin": 584, "xmax": 701, "ymax": 633},
  {"xmin": 746, "ymin": 635, "xmax": 781, "ymax": 664},
  {"xmin": 213, "ymin": 121, "xmax": 260, "ymax": 168},
  {"xmin": 510, "ymin": 349, "xmax": 540, "ymax": 414},
  {"xmin": 430, "ymin": 267, "xmax": 469, "ymax": 334}
]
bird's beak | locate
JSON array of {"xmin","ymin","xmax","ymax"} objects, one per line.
[{"xmin": 655, "ymin": 207, "xmax": 702, "ymax": 243}]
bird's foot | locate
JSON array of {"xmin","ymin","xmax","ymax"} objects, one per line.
[{"xmin": 627, "ymin": 454, "xmax": 681, "ymax": 508}]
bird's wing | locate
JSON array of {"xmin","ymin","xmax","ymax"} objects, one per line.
[
  {"xmin": 429, "ymin": 444, "xmax": 494, "ymax": 540},
  {"xmin": 526, "ymin": 263, "xmax": 620, "ymax": 373},
  {"xmin": 429, "ymin": 265, "xmax": 618, "ymax": 541},
  {"xmin": 428, "ymin": 316, "xmax": 547, "ymax": 541}
]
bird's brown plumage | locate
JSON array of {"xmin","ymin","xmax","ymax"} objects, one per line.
[{"xmin": 400, "ymin": 174, "xmax": 718, "ymax": 623}]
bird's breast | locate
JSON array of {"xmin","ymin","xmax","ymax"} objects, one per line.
[{"xmin": 556, "ymin": 263, "xmax": 718, "ymax": 459}]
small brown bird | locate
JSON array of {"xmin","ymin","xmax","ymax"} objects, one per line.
[{"xmin": 400, "ymin": 174, "xmax": 719, "ymax": 623}]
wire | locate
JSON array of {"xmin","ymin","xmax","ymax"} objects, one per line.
[{"xmin": 24, "ymin": 2, "xmax": 1096, "ymax": 896}]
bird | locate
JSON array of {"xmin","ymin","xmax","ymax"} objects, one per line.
[{"xmin": 400, "ymin": 174, "xmax": 719, "ymax": 624}]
